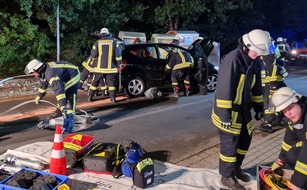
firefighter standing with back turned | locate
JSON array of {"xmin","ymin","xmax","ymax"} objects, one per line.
[
  {"xmin": 270, "ymin": 87, "xmax": 307, "ymax": 190},
  {"xmin": 165, "ymin": 34, "xmax": 194, "ymax": 98},
  {"xmin": 88, "ymin": 27, "xmax": 122, "ymax": 103},
  {"xmin": 211, "ymin": 29, "xmax": 272, "ymax": 189},
  {"xmin": 24, "ymin": 59, "xmax": 80, "ymax": 133}
]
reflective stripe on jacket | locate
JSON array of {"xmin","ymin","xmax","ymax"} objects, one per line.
[
  {"xmin": 38, "ymin": 61, "xmax": 80, "ymax": 108},
  {"xmin": 90, "ymin": 34, "xmax": 122, "ymax": 74},
  {"xmin": 211, "ymin": 47, "xmax": 263, "ymax": 135},
  {"xmin": 165, "ymin": 51, "xmax": 194, "ymax": 71},
  {"xmin": 278, "ymin": 97, "xmax": 307, "ymax": 188}
]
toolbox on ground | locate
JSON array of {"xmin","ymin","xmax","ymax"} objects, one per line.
[{"xmin": 0, "ymin": 168, "xmax": 68, "ymax": 190}]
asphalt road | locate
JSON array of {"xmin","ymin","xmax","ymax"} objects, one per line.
[{"xmin": 0, "ymin": 63, "xmax": 307, "ymax": 165}]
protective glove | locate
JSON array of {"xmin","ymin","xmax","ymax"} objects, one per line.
[
  {"xmin": 254, "ymin": 112, "xmax": 263, "ymax": 121},
  {"xmin": 221, "ymin": 121, "xmax": 231, "ymax": 129},
  {"xmin": 35, "ymin": 96, "xmax": 41, "ymax": 104},
  {"xmin": 271, "ymin": 159, "xmax": 284, "ymax": 171},
  {"xmin": 63, "ymin": 113, "xmax": 74, "ymax": 133}
]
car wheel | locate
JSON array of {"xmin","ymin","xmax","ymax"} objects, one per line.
[
  {"xmin": 124, "ymin": 76, "xmax": 146, "ymax": 97},
  {"xmin": 207, "ymin": 73, "xmax": 218, "ymax": 92}
]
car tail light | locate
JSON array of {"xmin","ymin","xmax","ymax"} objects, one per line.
[
  {"xmin": 291, "ymin": 49, "xmax": 297, "ymax": 55},
  {"xmin": 117, "ymin": 59, "xmax": 127, "ymax": 72}
]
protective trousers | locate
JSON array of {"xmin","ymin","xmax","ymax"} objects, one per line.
[
  {"xmin": 79, "ymin": 68, "xmax": 90, "ymax": 89},
  {"xmin": 171, "ymin": 69, "xmax": 191, "ymax": 89},
  {"xmin": 218, "ymin": 121, "xmax": 252, "ymax": 178},
  {"xmin": 89, "ymin": 73, "xmax": 116, "ymax": 99},
  {"xmin": 54, "ymin": 83, "xmax": 78, "ymax": 117}
]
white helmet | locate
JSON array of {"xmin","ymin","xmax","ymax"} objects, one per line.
[
  {"xmin": 242, "ymin": 29, "xmax": 271, "ymax": 56},
  {"xmin": 276, "ymin": 37, "xmax": 283, "ymax": 42},
  {"xmin": 270, "ymin": 87, "xmax": 302, "ymax": 112},
  {"xmin": 24, "ymin": 59, "xmax": 44, "ymax": 74},
  {"xmin": 100, "ymin": 27, "xmax": 109, "ymax": 34}
]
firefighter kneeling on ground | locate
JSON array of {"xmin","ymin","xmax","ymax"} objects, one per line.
[
  {"xmin": 259, "ymin": 39, "xmax": 289, "ymax": 133},
  {"xmin": 165, "ymin": 34, "xmax": 194, "ymax": 98},
  {"xmin": 269, "ymin": 87, "xmax": 307, "ymax": 190},
  {"xmin": 24, "ymin": 59, "xmax": 80, "ymax": 133}
]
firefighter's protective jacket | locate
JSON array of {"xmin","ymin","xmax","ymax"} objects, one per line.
[
  {"xmin": 82, "ymin": 56, "xmax": 95, "ymax": 73},
  {"xmin": 37, "ymin": 61, "xmax": 80, "ymax": 110},
  {"xmin": 261, "ymin": 55, "xmax": 288, "ymax": 86},
  {"xmin": 90, "ymin": 34, "xmax": 122, "ymax": 74},
  {"xmin": 211, "ymin": 39, "xmax": 263, "ymax": 135},
  {"xmin": 165, "ymin": 50, "xmax": 194, "ymax": 71},
  {"xmin": 278, "ymin": 97, "xmax": 307, "ymax": 188}
]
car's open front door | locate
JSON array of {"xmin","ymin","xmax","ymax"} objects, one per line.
[{"xmin": 190, "ymin": 37, "xmax": 214, "ymax": 95}]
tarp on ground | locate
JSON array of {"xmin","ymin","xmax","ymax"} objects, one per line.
[{"xmin": 0, "ymin": 141, "xmax": 257, "ymax": 190}]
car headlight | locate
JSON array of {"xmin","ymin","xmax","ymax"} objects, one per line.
[
  {"xmin": 291, "ymin": 49, "xmax": 297, "ymax": 55},
  {"xmin": 214, "ymin": 65, "xmax": 219, "ymax": 71}
]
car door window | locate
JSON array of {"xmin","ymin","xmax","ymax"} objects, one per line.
[{"xmin": 129, "ymin": 47, "xmax": 155, "ymax": 58}]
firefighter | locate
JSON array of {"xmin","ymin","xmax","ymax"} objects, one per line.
[
  {"xmin": 165, "ymin": 34, "xmax": 194, "ymax": 98},
  {"xmin": 259, "ymin": 42, "xmax": 289, "ymax": 133},
  {"xmin": 24, "ymin": 59, "xmax": 80, "ymax": 133},
  {"xmin": 276, "ymin": 37, "xmax": 289, "ymax": 61},
  {"xmin": 270, "ymin": 87, "xmax": 307, "ymax": 190},
  {"xmin": 88, "ymin": 27, "xmax": 122, "ymax": 103},
  {"xmin": 78, "ymin": 56, "xmax": 107, "ymax": 96},
  {"xmin": 211, "ymin": 29, "xmax": 272, "ymax": 189}
]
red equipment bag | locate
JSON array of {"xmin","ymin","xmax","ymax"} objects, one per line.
[{"xmin": 63, "ymin": 134, "xmax": 94, "ymax": 167}]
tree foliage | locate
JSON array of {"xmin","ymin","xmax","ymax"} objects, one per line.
[{"xmin": 0, "ymin": 0, "xmax": 306, "ymax": 76}]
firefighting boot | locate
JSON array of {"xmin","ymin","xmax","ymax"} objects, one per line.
[
  {"xmin": 258, "ymin": 114, "xmax": 274, "ymax": 133},
  {"xmin": 109, "ymin": 90, "xmax": 116, "ymax": 103},
  {"xmin": 185, "ymin": 88, "xmax": 190, "ymax": 96},
  {"xmin": 259, "ymin": 123, "xmax": 274, "ymax": 133},
  {"xmin": 169, "ymin": 87, "xmax": 179, "ymax": 98},
  {"xmin": 78, "ymin": 82, "xmax": 84, "ymax": 90},
  {"xmin": 235, "ymin": 167, "xmax": 251, "ymax": 182},
  {"xmin": 87, "ymin": 90, "xmax": 95, "ymax": 102},
  {"xmin": 221, "ymin": 176, "xmax": 246, "ymax": 190}
]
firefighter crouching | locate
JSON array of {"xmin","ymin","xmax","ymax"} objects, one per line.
[
  {"xmin": 165, "ymin": 34, "xmax": 194, "ymax": 98},
  {"xmin": 270, "ymin": 87, "xmax": 307, "ymax": 190},
  {"xmin": 88, "ymin": 27, "xmax": 122, "ymax": 103},
  {"xmin": 259, "ymin": 45, "xmax": 289, "ymax": 132},
  {"xmin": 24, "ymin": 59, "xmax": 80, "ymax": 133}
]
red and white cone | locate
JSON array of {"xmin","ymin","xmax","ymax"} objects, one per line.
[{"xmin": 49, "ymin": 125, "xmax": 67, "ymax": 175}]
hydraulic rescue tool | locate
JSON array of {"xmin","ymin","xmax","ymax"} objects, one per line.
[{"xmin": 37, "ymin": 109, "xmax": 99, "ymax": 132}]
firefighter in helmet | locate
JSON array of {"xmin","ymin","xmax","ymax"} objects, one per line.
[
  {"xmin": 270, "ymin": 87, "xmax": 307, "ymax": 190},
  {"xmin": 259, "ymin": 37, "xmax": 289, "ymax": 133},
  {"xmin": 276, "ymin": 37, "xmax": 289, "ymax": 61},
  {"xmin": 24, "ymin": 59, "xmax": 80, "ymax": 133},
  {"xmin": 165, "ymin": 34, "xmax": 194, "ymax": 98},
  {"xmin": 211, "ymin": 29, "xmax": 272, "ymax": 189},
  {"xmin": 88, "ymin": 27, "xmax": 122, "ymax": 103}
]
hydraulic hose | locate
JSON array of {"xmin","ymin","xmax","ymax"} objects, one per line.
[
  {"xmin": 0, "ymin": 100, "xmax": 88, "ymax": 121},
  {"xmin": 0, "ymin": 100, "xmax": 58, "ymax": 116}
]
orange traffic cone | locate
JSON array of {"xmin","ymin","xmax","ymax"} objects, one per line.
[{"xmin": 49, "ymin": 125, "xmax": 67, "ymax": 175}]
